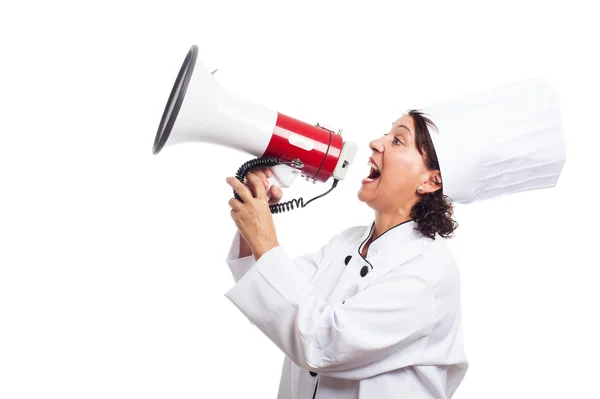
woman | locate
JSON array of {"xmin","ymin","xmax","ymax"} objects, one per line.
[{"xmin": 225, "ymin": 110, "xmax": 468, "ymax": 399}]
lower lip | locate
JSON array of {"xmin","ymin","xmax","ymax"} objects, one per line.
[{"xmin": 361, "ymin": 177, "xmax": 379, "ymax": 185}]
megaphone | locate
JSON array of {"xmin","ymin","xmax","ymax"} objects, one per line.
[{"xmin": 152, "ymin": 45, "xmax": 358, "ymax": 213}]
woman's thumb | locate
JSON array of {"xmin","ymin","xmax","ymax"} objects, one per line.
[{"xmin": 269, "ymin": 185, "xmax": 282, "ymax": 203}]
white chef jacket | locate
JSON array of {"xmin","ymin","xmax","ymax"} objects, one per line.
[{"xmin": 225, "ymin": 220, "xmax": 468, "ymax": 399}]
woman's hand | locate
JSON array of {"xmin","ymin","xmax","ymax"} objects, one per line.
[
  {"xmin": 227, "ymin": 169, "xmax": 282, "ymax": 260},
  {"xmin": 252, "ymin": 167, "xmax": 284, "ymax": 205}
]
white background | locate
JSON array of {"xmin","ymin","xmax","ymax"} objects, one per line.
[{"xmin": 0, "ymin": 1, "xmax": 598, "ymax": 398}]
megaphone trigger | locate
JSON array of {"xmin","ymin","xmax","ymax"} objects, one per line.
[{"xmin": 265, "ymin": 164, "xmax": 301, "ymax": 197}]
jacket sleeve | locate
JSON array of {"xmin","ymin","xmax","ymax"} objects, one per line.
[
  {"xmin": 224, "ymin": 244, "xmax": 437, "ymax": 380},
  {"xmin": 225, "ymin": 229, "xmax": 329, "ymax": 283},
  {"xmin": 225, "ymin": 230, "xmax": 256, "ymax": 283}
]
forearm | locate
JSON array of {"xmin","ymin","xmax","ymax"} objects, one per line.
[
  {"xmin": 240, "ymin": 232, "xmax": 279, "ymax": 261},
  {"xmin": 239, "ymin": 232, "xmax": 253, "ymax": 258},
  {"xmin": 226, "ymin": 231, "xmax": 255, "ymax": 283}
]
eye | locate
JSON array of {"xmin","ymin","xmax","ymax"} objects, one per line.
[{"xmin": 393, "ymin": 137, "xmax": 404, "ymax": 145}]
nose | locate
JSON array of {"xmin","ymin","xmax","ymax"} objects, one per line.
[{"xmin": 369, "ymin": 136, "xmax": 385, "ymax": 153}]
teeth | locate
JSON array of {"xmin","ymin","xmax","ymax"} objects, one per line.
[{"xmin": 367, "ymin": 160, "xmax": 379, "ymax": 171}]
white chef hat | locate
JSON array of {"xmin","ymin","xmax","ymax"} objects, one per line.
[{"xmin": 420, "ymin": 77, "xmax": 566, "ymax": 204}]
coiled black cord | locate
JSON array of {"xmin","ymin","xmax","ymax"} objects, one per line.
[
  {"xmin": 234, "ymin": 157, "xmax": 282, "ymax": 184},
  {"xmin": 232, "ymin": 156, "xmax": 339, "ymax": 214}
]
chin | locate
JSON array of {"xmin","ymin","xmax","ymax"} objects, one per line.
[
  {"xmin": 357, "ymin": 188, "xmax": 374, "ymax": 207},
  {"xmin": 357, "ymin": 191, "xmax": 366, "ymax": 203}
]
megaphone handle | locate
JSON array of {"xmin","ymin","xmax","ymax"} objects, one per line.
[
  {"xmin": 269, "ymin": 165, "xmax": 300, "ymax": 188},
  {"xmin": 266, "ymin": 164, "xmax": 300, "ymax": 195},
  {"xmin": 234, "ymin": 157, "xmax": 335, "ymax": 214}
]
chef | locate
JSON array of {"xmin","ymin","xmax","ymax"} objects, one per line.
[{"xmin": 224, "ymin": 77, "xmax": 566, "ymax": 399}]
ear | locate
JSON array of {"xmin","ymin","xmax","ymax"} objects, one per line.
[{"xmin": 419, "ymin": 170, "xmax": 442, "ymax": 195}]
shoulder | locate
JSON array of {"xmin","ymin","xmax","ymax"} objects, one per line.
[
  {"xmin": 421, "ymin": 234, "xmax": 456, "ymax": 266},
  {"xmin": 327, "ymin": 224, "xmax": 370, "ymax": 246},
  {"xmin": 337, "ymin": 224, "xmax": 370, "ymax": 238},
  {"xmin": 409, "ymin": 233, "xmax": 461, "ymax": 286},
  {"xmin": 315, "ymin": 224, "xmax": 370, "ymax": 255}
]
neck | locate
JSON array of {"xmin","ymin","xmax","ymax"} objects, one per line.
[{"xmin": 373, "ymin": 208, "xmax": 412, "ymax": 240}]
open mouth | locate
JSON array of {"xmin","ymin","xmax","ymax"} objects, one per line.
[{"xmin": 363, "ymin": 160, "xmax": 381, "ymax": 183}]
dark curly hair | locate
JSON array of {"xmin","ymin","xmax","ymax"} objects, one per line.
[{"xmin": 407, "ymin": 109, "xmax": 458, "ymax": 239}]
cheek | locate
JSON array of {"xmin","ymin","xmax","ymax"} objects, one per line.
[
  {"xmin": 383, "ymin": 156, "xmax": 422, "ymax": 187},
  {"xmin": 386, "ymin": 155, "xmax": 410, "ymax": 179}
]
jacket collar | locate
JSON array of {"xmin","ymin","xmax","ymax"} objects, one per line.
[
  {"xmin": 358, "ymin": 220, "xmax": 420, "ymax": 259},
  {"xmin": 356, "ymin": 220, "xmax": 428, "ymax": 288}
]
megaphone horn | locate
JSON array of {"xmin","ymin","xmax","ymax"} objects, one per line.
[{"xmin": 153, "ymin": 45, "xmax": 358, "ymax": 213}]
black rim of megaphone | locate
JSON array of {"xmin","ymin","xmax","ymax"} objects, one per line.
[{"xmin": 152, "ymin": 45, "xmax": 199, "ymax": 154}]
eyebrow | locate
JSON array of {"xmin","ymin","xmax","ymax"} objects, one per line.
[{"xmin": 394, "ymin": 124, "xmax": 413, "ymax": 139}]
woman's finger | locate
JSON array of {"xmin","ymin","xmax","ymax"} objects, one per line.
[
  {"xmin": 246, "ymin": 173, "xmax": 267, "ymax": 201},
  {"xmin": 226, "ymin": 177, "xmax": 254, "ymax": 202},
  {"xmin": 228, "ymin": 197, "xmax": 243, "ymax": 211},
  {"xmin": 262, "ymin": 167, "xmax": 273, "ymax": 178},
  {"xmin": 268, "ymin": 185, "xmax": 283, "ymax": 205},
  {"xmin": 247, "ymin": 169, "xmax": 269, "ymax": 189},
  {"xmin": 245, "ymin": 171, "xmax": 267, "ymax": 197}
]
